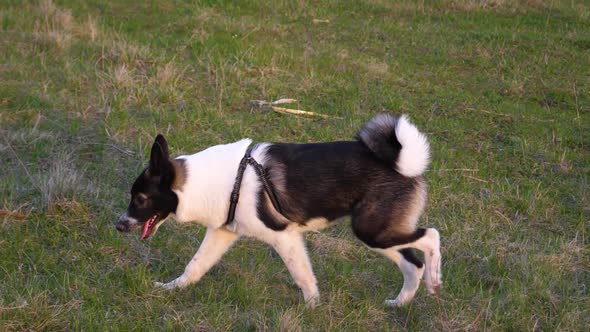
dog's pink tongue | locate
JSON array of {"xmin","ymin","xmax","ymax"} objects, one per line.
[{"xmin": 141, "ymin": 220, "xmax": 151, "ymax": 240}]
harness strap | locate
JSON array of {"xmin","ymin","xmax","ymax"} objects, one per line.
[{"xmin": 225, "ymin": 146, "xmax": 283, "ymax": 225}]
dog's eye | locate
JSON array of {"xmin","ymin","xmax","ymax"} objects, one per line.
[{"xmin": 134, "ymin": 195, "xmax": 149, "ymax": 207}]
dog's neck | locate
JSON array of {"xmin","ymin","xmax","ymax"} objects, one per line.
[{"xmin": 171, "ymin": 139, "xmax": 253, "ymax": 228}]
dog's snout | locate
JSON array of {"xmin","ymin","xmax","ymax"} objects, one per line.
[
  {"xmin": 116, "ymin": 222, "xmax": 129, "ymax": 232},
  {"xmin": 115, "ymin": 213, "xmax": 133, "ymax": 233}
]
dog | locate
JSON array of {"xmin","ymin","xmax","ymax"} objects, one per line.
[{"xmin": 116, "ymin": 114, "xmax": 441, "ymax": 307}]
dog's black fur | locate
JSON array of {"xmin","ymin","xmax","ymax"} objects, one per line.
[{"xmin": 258, "ymin": 141, "xmax": 426, "ymax": 250}]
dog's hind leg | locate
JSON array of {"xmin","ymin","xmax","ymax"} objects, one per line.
[
  {"xmin": 372, "ymin": 248, "xmax": 424, "ymax": 306},
  {"xmin": 354, "ymin": 213, "xmax": 442, "ymax": 300},
  {"xmin": 268, "ymin": 232, "xmax": 320, "ymax": 308},
  {"xmin": 408, "ymin": 228, "xmax": 442, "ymax": 295},
  {"xmin": 155, "ymin": 227, "xmax": 239, "ymax": 290},
  {"xmin": 374, "ymin": 228, "xmax": 442, "ymax": 296},
  {"xmin": 352, "ymin": 183, "xmax": 441, "ymax": 301}
]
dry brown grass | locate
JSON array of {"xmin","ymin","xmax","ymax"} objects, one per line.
[
  {"xmin": 364, "ymin": 59, "xmax": 390, "ymax": 76},
  {"xmin": 445, "ymin": 0, "xmax": 550, "ymax": 12},
  {"xmin": 448, "ymin": 0, "xmax": 506, "ymax": 11},
  {"xmin": 83, "ymin": 15, "xmax": 99, "ymax": 42},
  {"xmin": 0, "ymin": 292, "xmax": 81, "ymax": 331},
  {"xmin": 35, "ymin": 0, "xmax": 101, "ymax": 45},
  {"xmin": 113, "ymin": 64, "xmax": 135, "ymax": 89},
  {"xmin": 308, "ymin": 232, "xmax": 360, "ymax": 261},
  {"xmin": 154, "ymin": 61, "xmax": 186, "ymax": 91},
  {"xmin": 277, "ymin": 308, "xmax": 303, "ymax": 332},
  {"xmin": 36, "ymin": 152, "xmax": 95, "ymax": 209},
  {"xmin": 34, "ymin": 0, "xmax": 74, "ymax": 49},
  {"xmin": 542, "ymin": 233, "xmax": 587, "ymax": 273}
]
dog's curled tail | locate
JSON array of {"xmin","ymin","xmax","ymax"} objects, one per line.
[{"xmin": 358, "ymin": 114, "xmax": 430, "ymax": 177}]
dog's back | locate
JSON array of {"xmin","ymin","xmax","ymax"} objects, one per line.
[
  {"xmin": 259, "ymin": 141, "xmax": 419, "ymax": 225},
  {"xmin": 257, "ymin": 114, "xmax": 430, "ymax": 244}
]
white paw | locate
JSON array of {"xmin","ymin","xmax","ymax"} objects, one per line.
[
  {"xmin": 427, "ymin": 278, "xmax": 442, "ymax": 295},
  {"xmin": 385, "ymin": 298, "xmax": 405, "ymax": 307},
  {"xmin": 154, "ymin": 281, "xmax": 176, "ymax": 290},
  {"xmin": 385, "ymin": 291, "xmax": 414, "ymax": 307},
  {"xmin": 425, "ymin": 258, "xmax": 442, "ymax": 295},
  {"xmin": 424, "ymin": 272, "xmax": 442, "ymax": 295},
  {"xmin": 304, "ymin": 294, "xmax": 320, "ymax": 309},
  {"xmin": 423, "ymin": 228, "xmax": 442, "ymax": 295}
]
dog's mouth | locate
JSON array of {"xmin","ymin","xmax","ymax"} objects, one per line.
[{"xmin": 140, "ymin": 214, "xmax": 165, "ymax": 240}]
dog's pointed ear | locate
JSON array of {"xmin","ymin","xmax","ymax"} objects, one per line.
[{"xmin": 149, "ymin": 134, "xmax": 170, "ymax": 174}]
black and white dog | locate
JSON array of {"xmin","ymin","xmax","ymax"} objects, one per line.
[{"xmin": 116, "ymin": 114, "xmax": 441, "ymax": 307}]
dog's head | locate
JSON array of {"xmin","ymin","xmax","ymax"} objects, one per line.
[{"xmin": 116, "ymin": 134, "xmax": 179, "ymax": 240}]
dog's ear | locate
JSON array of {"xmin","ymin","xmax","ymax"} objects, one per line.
[{"xmin": 149, "ymin": 134, "xmax": 170, "ymax": 175}]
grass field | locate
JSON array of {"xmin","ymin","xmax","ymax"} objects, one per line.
[{"xmin": 1, "ymin": 0, "xmax": 589, "ymax": 330}]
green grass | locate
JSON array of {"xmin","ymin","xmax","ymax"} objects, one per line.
[{"xmin": 1, "ymin": 0, "xmax": 589, "ymax": 330}]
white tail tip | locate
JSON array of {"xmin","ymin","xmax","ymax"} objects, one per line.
[{"xmin": 395, "ymin": 115, "xmax": 430, "ymax": 177}]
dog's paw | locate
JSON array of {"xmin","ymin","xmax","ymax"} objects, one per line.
[
  {"xmin": 304, "ymin": 294, "xmax": 320, "ymax": 309},
  {"xmin": 385, "ymin": 299, "xmax": 402, "ymax": 307},
  {"xmin": 154, "ymin": 281, "xmax": 175, "ymax": 290},
  {"xmin": 385, "ymin": 296, "xmax": 411, "ymax": 307},
  {"xmin": 427, "ymin": 282, "xmax": 442, "ymax": 296},
  {"xmin": 385, "ymin": 287, "xmax": 418, "ymax": 307}
]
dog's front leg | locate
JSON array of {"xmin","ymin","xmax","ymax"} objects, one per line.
[
  {"xmin": 155, "ymin": 226, "xmax": 239, "ymax": 290},
  {"xmin": 270, "ymin": 232, "xmax": 320, "ymax": 308}
]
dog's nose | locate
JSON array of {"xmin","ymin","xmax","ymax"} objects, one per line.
[
  {"xmin": 116, "ymin": 222, "xmax": 129, "ymax": 232},
  {"xmin": 115, "ymin": 213, "xmax": 131, "ymax": 232}
]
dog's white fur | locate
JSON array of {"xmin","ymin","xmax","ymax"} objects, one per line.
[
  {"xmin": 358, "ymin": 114, "xmax": 430, "ymax": 178},
  {"xmin": 395, "ymin": 114, "xmax": 431, "ymax": 177},
  {"xmin": 158, "ymin": 139, "xmax": 441, "ymax": 307}
]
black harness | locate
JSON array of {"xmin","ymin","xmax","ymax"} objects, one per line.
[{"xmin": 225, "ymin": 146, "xmax": 283, "ymax": 225}]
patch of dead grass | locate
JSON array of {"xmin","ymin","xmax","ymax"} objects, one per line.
[
  {"xmin": 83, "ymin": 15, "xmax": 99, "ymax": 42},
  {"xmin": 36, "ymin": 152, "xmax": 96, "ymax": 209},
  {"xmin": 0, "ymin": 209, "xmax": 27, "ymax": 226},
  {"xmin": 444, "ymin": 0, "xmax": 549, "ymax": 12},
  {"xmin": 277, "ymin": 308, "xmax": 303, "ymax": 332},
  {"xmin": 100, "ymin": 39, "xmax": 151, "ymax": 67},
  {"xmin": 192, "ymin": 320, "xmax": 216, "ymax": 332},
  {"xmin": 308, "ymin": 233, "xmax": 359, "ymax": 261},
  {"xmin": 0, "ymin": 292, "xmax": 81, "ymax": 331},
  {"xmin": 2, "ymin": 128, "xmax": 55, "ymax": 148},
  {"xmin": 154, "ymin": 62, "xmax": 186, "ymax": 90},
  {"xmin": 31, "ymin": 0, "xmax": 102, "ymax": 52},
  {"xmin": 542, "ymin": 234, "xmax": 587, "ymax": 273},
  {"xmin": 94, "ymin": 37, "xmax": 192, "ymax": 111},
  {"xmin": 113, "ymin": 64, "xmax": 135, "ymax": 89},
  {"xmin": 364, "ymin": 59, "xmax": 389, "ymax": 76},
  {"xmin": 34, "ymin": 0, "xmax": 74, "ymax": 50},
  {"xmin": 48, "ymin": 200, "xmax": 88, "ymax": 217},
  {"xmin": 156, "ymin": 62, "xmax": 177, "ymax": 85},
  {"xmin": 447, "ymin": 0, "xmax": 506, "ymax": 11}
]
